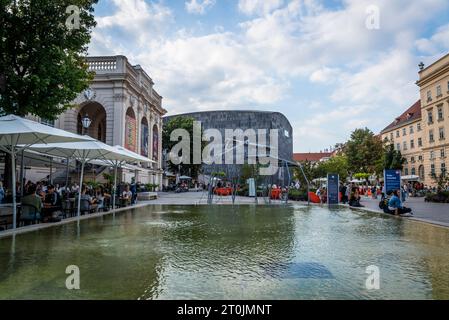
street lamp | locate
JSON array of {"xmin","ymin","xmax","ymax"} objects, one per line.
[{"xmin": 81, "ymin": 114, "xmax": 92, "ymax": 135}]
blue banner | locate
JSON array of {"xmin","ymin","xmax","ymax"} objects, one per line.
[
  {"xmin": 384, "ymin": 169, "xmax": 401, "ymax": 193},
  {"xmin": 327, "ymin": 173, "xmax": 340, "ymax": 205}
]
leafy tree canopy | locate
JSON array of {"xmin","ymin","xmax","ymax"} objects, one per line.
[
  {"xmin": 345, "ymin": 128, "xmax": 383, "ymax": 174},
  {"xmin": 0, "ymin": 0, "xmax": 98, "ymax": 119}
]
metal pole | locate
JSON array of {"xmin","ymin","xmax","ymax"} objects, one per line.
[
  {"xmin": 19, "ymin": 150, "xmax": 25, "ymax": 197},
  {"xmin": 49, "ymin": 156, "xmax": 53, "ymax": 184},
  {"xmin": 65, "ymin": 157, "xmax": 70, "ymax": 189},
  {"xmin": 77, "ymin": 160, "xmax": 85, "ymax": 218},
  {"xmin": 112, "ymin": 164, "xmax": 118, "ymax": 210},
  {"xmin": 11, "ymin": 149, "xmax": 17, "ymax": 230}
]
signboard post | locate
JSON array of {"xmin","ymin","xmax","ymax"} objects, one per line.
[
  {"xmin": 384, "ymin": 169, "xmax": 401, "ymax": 194},
  {"xmin": 247, "ymin": 178, "xmax": 256, "ymax": 197},
  {"xmin": 327, "ymin": 173, "xmax": 340, "ymax": 206}
]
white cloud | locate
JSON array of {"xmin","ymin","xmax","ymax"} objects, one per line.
[
  {"xmin": 238, "ymin": 0, "xmax": 284, "ymax": 16},
  {"xmin": 88, "ymin": 0, "xmax": 449, "ymax": 151},
  {"xmin": 310, "ymin": 67, "xmax": 340, "ymax": 84},
  {"xmin": 185, "ymin": 0, "xmax": 216, "ymax": 15},
  {"xmin": 415, "ymin": 23, "xmax": 449, "ymax": 55}
]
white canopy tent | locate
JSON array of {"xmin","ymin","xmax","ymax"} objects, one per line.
[
  {"xmin": 0, "ymin": 115, "xmax": 92, "ymax": 229},
  {"xmin": 401, "ymin": 175, "xmax": 420, "ymax": 181},
  {"xmin": 27, "ymin": 141, "xmax": 141, "ymax": 216},
  {"xmin": 89, "ymin": 146, "xmax": 154, "ymax": 209}
]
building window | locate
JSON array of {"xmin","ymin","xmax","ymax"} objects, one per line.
[
  {"xmin": 390, "ymin": 132, "xmax": 394, "ymax": 140},
  {"xmin": 419, "ymin": 155, "xmax": 423, "ymax": 161},
  {"xmin": 403, "ymin": 141, "xmax": 407, "ymax": 150},
  {"xmin": 396, "ymin": 130, "xmax": 400, "ymax": 138},
  {"xmin": 431, "ymin": 164, "xmax": 436, "ymax": 175},
  {"xmin": 438, "ymin": 106, "xmax": 444, "ymax": 121},
  {"xmin": 404, "ymin": 168, "xmax": 409, "ymax": 176},
  {"xmin": 418, "ymin": 138, "xmax": 423, "ymax": 147},
  {"xmin": 410, "ymin": 140, "xmax": 415, "ymax": 149},
  {"xmin": 430, "ymin": 151, "xmax": 435, "ymax": 160},
  {"xmin": 402, "ymin": 128, "xmax": 406, "ymax": 136},
  {"xmin": 411, "ymin": 167, "xmax": 416, "ymax": 175},
  {"xmin": 417, "ymin": 123, "xmax": 421, "ymax": 131},
  {"xmin": 442, "ymin": 149, "xmax": 446, "ymax": 158},
  {"xmin": 428, "ymin": 110, "xmax": 433, "ymax": 124},
  {"xmin": 396, "ymin": 143, "xmax": 401, "ymax": 151},
  {"xmin": 443, "ymin": 163, "xmax": 447, "ymax": 176},
  {"xmin": 429, "ymin": 130, "xmax": 434, "ymax": 142},
  {"xmin": 409, "ymin": 126, "xmax": 414, "ymax": 134},
  {"xmin": 411, "ymin": 156, "xmax": 415, "ymax": 163},
  {"xmin": 427, "ymin": 90, "xmax": 432, "ymax": 102},
  {"xmin": 437, "ymin": 85, "xmax": 442, "ymax": 97},
  {"xmin": 440, "ymin": 127, "xmax": 445, "ymax": 140}
]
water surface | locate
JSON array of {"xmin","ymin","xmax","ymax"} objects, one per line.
[{"xmin": 0, "ymin": 205, "xmax": 448, "ymax": 300}]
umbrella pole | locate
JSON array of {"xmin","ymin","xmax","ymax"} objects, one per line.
[
  {"xmin": 65, "ymin": 157, "xmax": 70, "ymax": 189},
  {"xmin": 20, "ymin": 150, "xmax": 25, "ymax": 197},
  {"xmin": 112, "ymin": 164, "xmax": 118, "ymax": 210},
  {"xmin": 77, "ymin": 160, "xmax": 85, "ymax": 218},
  {"xmin": 11, "ymin": 149, "xmax": 17, "ymax": 230}
]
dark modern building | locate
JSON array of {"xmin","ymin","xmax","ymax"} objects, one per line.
[{"xmin": 163, "ymin": 110, "xmax": 293, "ymax": 181}]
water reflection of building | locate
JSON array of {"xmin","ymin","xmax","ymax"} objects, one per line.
[{"xmin": 31, "ymin": 56, "xmax": 167, "ymax": 186}]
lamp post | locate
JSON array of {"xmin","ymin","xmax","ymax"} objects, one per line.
[{"xmin": 81, "ymin": 114, "xmax": 92, "ymax": 136}]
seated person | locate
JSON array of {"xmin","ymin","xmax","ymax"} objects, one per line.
[
  {"xmin": 43, "ymin": 185, "xmax": 63, "ymax": 222},
  {"xmin": 349, "ymin": 188, "xmax": 364, "ymax": 207},
  {"xmin": 388, "ymin": 190, "xmax": 413, "ymax": 216},
  {"xmin": 121, "ymin": 186, "xmax": 132, "ymax": 206},
  {"xmin": 21, "ymin": 184, "xmax": 42, "ymax": 222},
  {"xmin": 379, "ymin": 190, "xmax": 395, "ymax": 214},
  {"xmin": 76, "ymin": 187, "xmax": 97, "ymax": 214}
]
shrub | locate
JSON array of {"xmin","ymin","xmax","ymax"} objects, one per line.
[{"xmin": 425, "ymin": 191, "xmax": 449, "ymax": 203}]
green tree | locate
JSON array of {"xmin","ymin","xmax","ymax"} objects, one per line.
[
  {"xmin": 0, "ymin": 0, "xmax": 97, "ymax": 118},
  {"xmin": 346, "ymin": 128, "xmax": 384, "ymax": 175},
  {"xmin": 294, "ymin": 160, "xmax": 317, "ymax": 187},
  {"xmin": 0, "ymin": 0, "xmax": 97, "ymax": 190},
  {"xmin": 383, "ymin": 144, "xmax": 406, "ymax": 170},
  {"xmin": 315, "ymin": 155, "xmax": 349, "ymax": 181},
  {"xmin": 162, "ymin": 116, "xmax": 205, "ymax": 178}
]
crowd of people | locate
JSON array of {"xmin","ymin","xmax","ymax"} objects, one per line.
[{"xmin": 0, "ymin": 178, "xmax": 141, "ymax": 226}]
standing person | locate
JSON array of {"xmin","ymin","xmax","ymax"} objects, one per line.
[
  {"xmin": 340, "ymin": 183, "xmax": 348, "ymax": 204},
  {"xmin": 0, "ymin": 181, "xmax": 5, "ymax": 204}
]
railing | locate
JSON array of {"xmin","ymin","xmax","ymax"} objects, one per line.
[{"xmin": 88, "ymin": 58, "xmax": 118, "ymax": 71}]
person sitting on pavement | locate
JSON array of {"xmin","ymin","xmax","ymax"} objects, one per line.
[
  {"xmin": 388, "ymin": 190, "xmax": 413, "ymax": 216},
  {"xmin": 349, "ymin": 188, "xmax": 364, "ymax": 207}
]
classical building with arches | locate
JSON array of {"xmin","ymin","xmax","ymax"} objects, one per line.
[{"xmin": 53, "ymin": 55, "xmax": 167, "ymax": 186}]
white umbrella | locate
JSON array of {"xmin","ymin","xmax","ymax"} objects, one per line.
[
  {"xmin": 107, "ymin": 146, "xmax": 155, "ymax": 210},
  {"xmin": 28, "ymin": 140, "xmax": 136, "ymax": 217},
  {"xmin": 0, "ymin": 115, "xmax": 92, "ymax": 229}
]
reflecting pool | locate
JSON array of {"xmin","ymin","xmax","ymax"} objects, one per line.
[{"xmin": 0, "ymin": 205, "xmax": 449, "ymax": 299}]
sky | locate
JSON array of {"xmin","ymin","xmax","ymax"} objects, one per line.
[{"xmin": 88, "ymin": 0, "xmax": 449, "ymax": 153}]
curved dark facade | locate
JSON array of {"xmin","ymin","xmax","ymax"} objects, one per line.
[{"xmin": 163, "ymin": 110, "xmax": 293, "ymax": 178}]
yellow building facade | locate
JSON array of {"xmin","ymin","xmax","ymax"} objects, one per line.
[
  {"xmin": 381, "ymin": 100, "xmax": 426, "ymax": 183},
  {"xmin": 417, "ymin": 53, "xmax": 449, "ymax": 186}
]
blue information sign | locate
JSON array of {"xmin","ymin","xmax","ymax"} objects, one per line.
[
  {"xmin": 384, "ymin": 169, "xmax": 401, "ymax": 193},
  {"xmin": 327, "ymin": 173, "xmax": 340, "ymax": 205}
]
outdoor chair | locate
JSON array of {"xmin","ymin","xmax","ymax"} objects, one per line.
[
  {"xmin": 61, "ymin": 200, "xmax": 73, "ymax": 219},
  {"xmin": 74, "ymin": 199, "xmax": 92, "ymax": 216},
  {"xmin": 19, "ymin": 204, "xmax": 42, "ymax": 226}
]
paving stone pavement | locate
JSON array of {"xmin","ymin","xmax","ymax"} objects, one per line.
[{"xmin": 359, "ymin": 196, "xmax": 449, "ymax": 228}]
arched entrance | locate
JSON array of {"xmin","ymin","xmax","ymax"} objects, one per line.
[
  {"xmin": 152, "ymin": 124, "xmax": 159, "ymax": 161},
  {"xmin": 77, "ymin": 102, "xmax": 107, "ymax": 142},
  {"xmin": 141, "ymin": 117, "xmax": 149, "ymax": 157},
  {"xmin": 125, "ymin": 108, "xmax": 137, "ymax": 152},
  {"xmin": 418, "ymin": 165, "xmax": 425, "ymax": 181}
]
